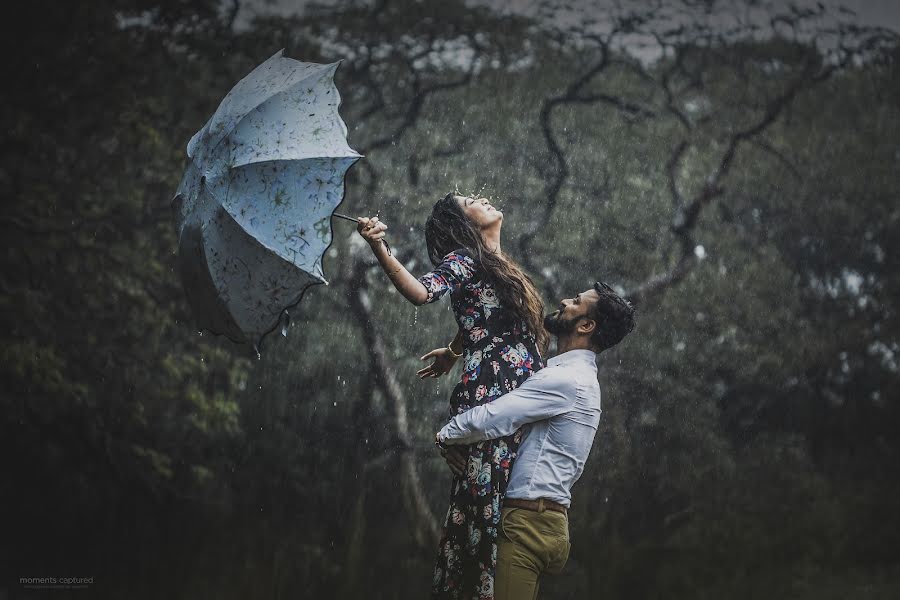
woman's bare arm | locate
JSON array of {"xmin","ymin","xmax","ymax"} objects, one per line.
[
  {"xmin": 417, "ymin": 328, "xmax": 464, "ymax": 379},
  {"xmin": 449, "ymin": 328, "xmax": 464, "ymax": 355},
  {"xmin": 357, "ymin": 216, "xmax": 428, "ymax": 305}
]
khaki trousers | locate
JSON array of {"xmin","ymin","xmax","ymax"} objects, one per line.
[{"xmin": 495, "ymin": 506, "xmax": 570, "ymax": 600}]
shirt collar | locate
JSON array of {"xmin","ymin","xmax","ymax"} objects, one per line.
[{"xmin": 547, "ymin": 348, "xmax": 598, "ymax": 369}]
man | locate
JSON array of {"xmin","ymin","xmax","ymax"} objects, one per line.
[{"xmin": 435, "ymin": 281, "xmax": 636, "ymax": 599}]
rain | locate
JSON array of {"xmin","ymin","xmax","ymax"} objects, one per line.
[{"xmin": 3, "ymin": 0, "xmax": 899, "ymax": 599}]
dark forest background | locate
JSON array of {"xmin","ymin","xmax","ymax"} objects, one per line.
[{"xmin": 2, "ymin": 0, "xmax": 899, "ymax": 598}]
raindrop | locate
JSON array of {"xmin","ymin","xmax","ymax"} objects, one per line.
[
  {"xmin": 280, "ymin": 310, "xmax": 291, "ymax": 337},
  {"xmin": 414, "ymin": 306, "xmax": 418, "ymax": 325}
]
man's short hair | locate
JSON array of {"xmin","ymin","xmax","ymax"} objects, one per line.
[{"xmin": 588, "ymin": 281, "xmax": 636, "ymax": 352}]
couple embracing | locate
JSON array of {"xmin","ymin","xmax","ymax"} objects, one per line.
[{"xmin": 357, "ymin": 192, "xmax": 635, "ymax": 600}]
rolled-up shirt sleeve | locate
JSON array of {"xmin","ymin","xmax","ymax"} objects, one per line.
[{"xmin": 438, "ymin": 369, "xmax": 576, "ymax": 445}]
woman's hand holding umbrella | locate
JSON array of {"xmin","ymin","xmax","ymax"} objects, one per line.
[
  {"xmin": 356, "ymin": 216, "xmax": 388, "ymax": 245},
  {"xmin": 353, "ymin": 215, "xmax": 429, "ymax": 306}
]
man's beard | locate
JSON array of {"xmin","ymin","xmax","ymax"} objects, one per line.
[{"xmin": 543, "ymin": 310, "xmax": 579, "ymax": 336}]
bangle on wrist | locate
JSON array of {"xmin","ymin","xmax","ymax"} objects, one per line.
[
  {"xmin": 369, "ymin": 238, "xmax": 392, "ymax": 256},
  {"xmin": 446, "ymin": 343, "xmax": 462, "ymax": 358}
]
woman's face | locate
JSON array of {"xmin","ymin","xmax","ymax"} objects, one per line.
[{"xmin": 455, "ymin": 195, "xmax": 502, "ymax": 229}]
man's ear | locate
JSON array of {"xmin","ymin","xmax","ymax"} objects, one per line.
[{"xmin": 578, "ymin": 318, "xmax": 597, "ymax": 336}]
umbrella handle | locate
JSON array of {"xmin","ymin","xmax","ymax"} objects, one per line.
[
  {"xmin": 332, "ymin": 212, "xmax": 359, "ymax": 223},
  {"xmin": 333, "ymin": 212, "xmax": 391, "ymax": 256}
]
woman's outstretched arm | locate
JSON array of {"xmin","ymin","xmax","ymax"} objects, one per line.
[
  {"xmin": 357, "ymin": 216, "xmax": 429, "ymax": 305},
  {"xmin": 417, "ymin": 329, "xmax": 464, "ymax": 379}
]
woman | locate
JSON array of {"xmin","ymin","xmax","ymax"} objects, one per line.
[{"xmin": 357, "ymin": 193, "xmax": 547, "ymax": 600}]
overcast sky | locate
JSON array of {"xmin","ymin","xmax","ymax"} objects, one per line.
[{"xmin": 238, "ymin": 0, "xmax": 900, "ymax": 33}]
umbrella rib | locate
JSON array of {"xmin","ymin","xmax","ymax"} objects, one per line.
[
  {"xmin": 229, "ymin": 154, "xmax": 360, "ymax": 171},
  {"xmin": 221, "ymin": 206, "xmax": 328, "ymax": 283},
  {"xmin": 206, "ymin": 62, "xmax": 343, "ymax": 160}
]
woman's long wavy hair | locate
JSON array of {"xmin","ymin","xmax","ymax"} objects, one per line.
[{"xmin": 425, "ymin": 193, "xmax": 548, "ymax": 353}]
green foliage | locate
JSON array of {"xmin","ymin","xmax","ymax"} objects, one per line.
[{"xmin": 0, "ymin": 0, "xmax": 248, "ymax": 505}]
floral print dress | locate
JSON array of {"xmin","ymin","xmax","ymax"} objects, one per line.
[{"xmin": 419, "ymin": 248, "xmax": 544, "ymax": 600}]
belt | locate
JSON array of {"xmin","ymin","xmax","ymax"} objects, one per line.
[{"xmin": 504, "ymin": 498, "xmax": 568, "ymax": 515}]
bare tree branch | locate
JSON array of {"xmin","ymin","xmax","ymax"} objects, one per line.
[
  {"xmin": 628, "ymin": 57, "xmax": 838, "ymax": 306},
  {"xmin": 224, "ymin": 0, "xmax": 241, "ymax": 31},
  {"xmin": 348, "ymin": 259, "xmax": 440, "ymax": 550},
  {"xmin": 666, "ymin": 140, "xmax": 690, "ymax": 212},
  {"xmin": 359, "ymin": 34, "xmax": 481, "ymax": 155},
  {"xmin": 658, "ymin": 42, "xmax": 694, "ymax": 130},
  {"xmin": 518, "ymin": 23, "xmax": 662, "ymax": 296},
  {"xmin": 750, "ymin": 138, "xmax": 802, "ymax": 180}
]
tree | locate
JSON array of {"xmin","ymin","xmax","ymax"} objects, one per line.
[{"xmin": 2, "ymin": 1, "xmax": 898, "ymax": 598}]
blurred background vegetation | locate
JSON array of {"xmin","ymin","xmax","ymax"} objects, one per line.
[{"xmin": 1, "ymin": 0, "xmax": 898, "ymax": 598}]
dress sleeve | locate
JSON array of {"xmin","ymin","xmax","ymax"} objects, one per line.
[{"xmin": 417, "ymin": 250, "xmax": 477, "ymax": 304}]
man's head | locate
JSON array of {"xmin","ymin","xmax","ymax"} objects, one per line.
[{"xmin": 544, "ymin": 282, "xmax": 636, "ymax": 353}]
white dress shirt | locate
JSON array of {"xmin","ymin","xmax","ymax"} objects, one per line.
[{"xmin": 437, "ymin": 349, "xmax": 602, "ymax": 507}]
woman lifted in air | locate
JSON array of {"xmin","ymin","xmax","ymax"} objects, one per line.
[{"xmin": 357, "ymin": 192, "xmax": 546, "ymax": 600}]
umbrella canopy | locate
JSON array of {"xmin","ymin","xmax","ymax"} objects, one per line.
[{"xmin": 172, "ymin": 50, "xmax": 361, "ymax": 350}]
